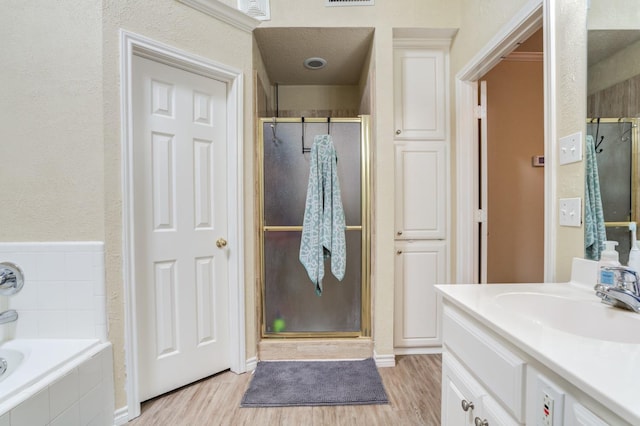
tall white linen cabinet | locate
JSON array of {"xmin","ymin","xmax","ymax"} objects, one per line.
[{"xmin": 393, "ymin": 35, "xmax": 452, "ymax": 354}]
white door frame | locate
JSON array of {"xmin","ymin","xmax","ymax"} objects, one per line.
[
  {"xmin": 455, "ymin": 0, "xmax": 555, "ymax": 284},
  {"xmin": 120, "ymin": 30, "xmax": 246, "ymax": 420}
]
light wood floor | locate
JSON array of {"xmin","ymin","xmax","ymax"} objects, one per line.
[{"xmin": 129, "ymin": 355, "xmax": 441, "ymax": 425}]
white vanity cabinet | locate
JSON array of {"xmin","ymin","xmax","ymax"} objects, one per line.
[
  {"xmin": 441, "ymin": 299, "xmax": 632, "ymax": 426},
  {"xmin": 441, "ymin": 304, "xmax": 525, "ymax": 425},
  {"xmin": 443, "ymin": 353, "xmax": 520, "ymax": 426}
]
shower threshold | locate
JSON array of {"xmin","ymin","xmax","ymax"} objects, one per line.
[{"xmin": 258, "ymin": 338, "xmax": 373, "ymax": 361}]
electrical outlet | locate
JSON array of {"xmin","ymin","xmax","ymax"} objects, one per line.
[
  {"xmin": 535, "ymin": 374, "xmax": 565, "ymax": 426},
  {"xmin": 542, "ymin": 392, "xmax": 554, "ymax": 426},
  {"xmin": 559, "ymin": 197, "xmax": 581, "ymax": 227},
  {"xmin": 559, "ymin": 132, "xmax": 583, "ymax": 165}
]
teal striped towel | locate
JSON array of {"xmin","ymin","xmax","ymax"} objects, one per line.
[
  {"xmin": 585, "ymin": 135, "xmax": 607, "ymax": 260},
  {"xmin": 299, "ymin": 134, "xmax": 346, "ymax": 295}
]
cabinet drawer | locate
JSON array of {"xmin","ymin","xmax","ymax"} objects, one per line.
[{"xmin": 443, "ymin": 306, "xmax": 525, "ymax": 422}]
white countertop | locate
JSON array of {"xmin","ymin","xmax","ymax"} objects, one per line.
[{"xmin": 435, "ymin": 281, "xmax": 640, "ymax": 425}]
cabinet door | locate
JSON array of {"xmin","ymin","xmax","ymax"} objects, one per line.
[
  {"xmin": 395, "ymin": 142, "xmax": 446, "ymax": 240},
  {"xmin": 443, "ymin": 374, "xmax": 475, "ymax": 426},
  {"xmin": 394, "ymin": 240, "xmax": 446, "ymax": 349},
  {"xmin": 482, "ymin": 396, "xmax": 522, "ymax": 426},
  {"xmin": 393, "ymin": 48, "xmax": 446, "ymax": 140},
  {"xmin": 442, "ymin": 353, "xmax": 482, "ymax": 426}
]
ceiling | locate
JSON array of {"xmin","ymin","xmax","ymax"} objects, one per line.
[
  {"xmin": 254, "ymin": 27, "xmax": 640, "ymax": 84},
  {"xmin": 588, "ymin": 30, "xmax": 640, "ymax": 67},
  {"xmin": 254, "ymin": 27, "xmax": 375, "ymax": 85}
]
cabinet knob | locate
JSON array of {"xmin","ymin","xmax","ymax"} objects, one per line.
[
  {"xmin": 461, "ymin": 400, "xmax": 474, "ymax": 412},
  {"xmin": 474, "ymin": 418, "xmax": 488, "ymax": 426},
  {"xmin": 396, "ymin": 129, "xmax": 402, "ymax": 135},
  {"xmin": 397, "ymin": 230, "xmax": 403, "ymax": 236},
  {"xmin": 396, "ymin": 250, "xmax": 403, "ymax": 255}
]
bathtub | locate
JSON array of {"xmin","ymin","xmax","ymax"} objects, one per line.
[{"xmin": 0, "ymin": 339, "xmax": 114, "ymax": 425}]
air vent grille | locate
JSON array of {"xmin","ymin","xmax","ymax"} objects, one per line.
[{"xmin": 325, "ymin": 0, "xmax": 374, "ymax": 6}]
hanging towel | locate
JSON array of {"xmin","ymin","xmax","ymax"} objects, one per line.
[
  {"xmin": 299, "ymin": 134, "xmax": 346, "ymax": 295},
  {"xmin": 585, "ymin": 135, "xmax": 607, "ymax": 260}
]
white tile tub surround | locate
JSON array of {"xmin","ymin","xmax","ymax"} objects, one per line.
[
  {"xmin": 0, "ymin": 242, "xmax": 106, "ymax": 341},
  {"xmin": 0, "ymin": 343, "xmax": 114, "ymax": 426}
]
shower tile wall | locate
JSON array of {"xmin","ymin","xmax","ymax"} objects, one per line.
[{"xmin": 0, "ymin": 242, "xmax": 106, "ymax": 340}]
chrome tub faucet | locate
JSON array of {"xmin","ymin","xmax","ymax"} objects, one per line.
[
  {"xmin": 0, "ymin": 262, "xmax": 24, "ymax": 296},
  {"xmin": 0, "ymin": 310, "xmax": 18, "ymax": 325}
]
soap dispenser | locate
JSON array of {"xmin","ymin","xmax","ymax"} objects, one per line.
[{"xmin": 599, "ymin": 240, "xmax": 621, "ymax": 286}]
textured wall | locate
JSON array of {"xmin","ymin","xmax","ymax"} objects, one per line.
[
  {"xmin": 276, "ymin": 85, "xmax": 360, "ymax": 116},
  {"xmin": 0, "ymin": 1, "xmax": 104, "ymax": 241},
  {"xmin": 588, "ymin": 74, "xmax": 640, "ymax": 117},
  {"xmin": 553, "ymin": 0, "xmax": 588, "ymax": 281},
  {"xmin": 451, "ymin": 0, "xmax": 532, "ymax": 74}
]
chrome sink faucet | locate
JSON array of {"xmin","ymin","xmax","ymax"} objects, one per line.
[{"xmin": 595, "ymin": 266, "xmax": 640, "ymax": 313}]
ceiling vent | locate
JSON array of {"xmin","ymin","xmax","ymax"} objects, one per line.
[{"xmin": 325, "ymin": 0, "xmax": 374, "ymax": 6}]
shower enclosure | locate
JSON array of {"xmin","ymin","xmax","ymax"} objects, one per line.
[
  {"xmin": 258, "ymin": 116, "xmax": 371, "ymax": 338},
  {"xmin": 587, "ymin": 118, "xmax": 639, "ymax": 264}
]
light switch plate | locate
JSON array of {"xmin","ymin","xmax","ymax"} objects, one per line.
[
  {"xmin": 559, "ymin": 197, "xmax": 581, "ymax": 227},
  {"xmin": 559, "ymin": 132, "xmax": 583, "ymax": 165}
]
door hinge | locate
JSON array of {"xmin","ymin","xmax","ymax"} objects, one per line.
[
  {"xmin": 475, "ymin": 209, "xmax": 487, "ymax": 223},
  {"xmin": 474, "ymin": 105, "xmax": 486, "ymax": 119}
]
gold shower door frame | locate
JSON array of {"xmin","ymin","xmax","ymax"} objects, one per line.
[
  {"xmin": 587, "ymin": 117, "xmax": 639, "ymax": 228},
  {"xmin": 257, "ymin": 116, "xmax": 371, "ymax": 339}
]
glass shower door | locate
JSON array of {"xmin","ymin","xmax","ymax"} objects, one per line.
[{"xmin": 259, "ymin": 117, "xmax": 370, "ymax": 337}]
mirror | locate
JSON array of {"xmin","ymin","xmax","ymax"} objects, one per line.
[{"xmin": 586, "ymin": 5, "xmax": 640, "ymax": 265}]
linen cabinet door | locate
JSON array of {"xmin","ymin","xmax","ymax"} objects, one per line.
[
  {"xmin": 394, "ymin": 240, "xmax": 446, "ymax": 350},
  {"xmin": 393, "ymin": 47, "xmax": 446, "ymax": 140},
  {"xmin": 395, "ymin": 141, "xmax": 446, "ymax": 240}
]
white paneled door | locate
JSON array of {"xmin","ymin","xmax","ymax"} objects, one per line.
[{"xmin": 132, "ymin": 55, "xmax": 230, "ymax": 401}]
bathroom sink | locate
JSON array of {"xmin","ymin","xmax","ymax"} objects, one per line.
[{"xmin": 494, "ymin": 291, "xmax": 640, "ymax": 344}]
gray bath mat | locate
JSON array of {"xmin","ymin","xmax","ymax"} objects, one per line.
[{"xmin": 240, "ymin": 358, "xmax": 389, "ymax": 407}]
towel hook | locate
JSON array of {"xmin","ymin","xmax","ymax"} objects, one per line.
[
  {"xmin": 270, "ymin": 117, "xmax": 278, "ymax": 144},
  {"xmin": 302, "ymin": 117, "xmax": 311, "ymax": 154},
  {"xmin": 594, "ymin": 118, "xmax": 604, "ymax": 153}
]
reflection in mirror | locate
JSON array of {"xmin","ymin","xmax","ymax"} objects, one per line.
[
  {"xmin": 586, "ymin": 119, "xmax": 637, "ymax": 264},
  {"xmin": 587, "ymin": 29, "xmax": 640, "ymax": 264}
]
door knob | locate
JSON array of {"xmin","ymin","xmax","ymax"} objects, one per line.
[{"xmin": 216, "ymin": 238, "xmax": 227, "ymax": 248}]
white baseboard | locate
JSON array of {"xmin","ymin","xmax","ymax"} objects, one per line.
[
  {"xmin": 113, "ymin": 406, "xmax": 129, "ymax": 425},
  {"xmin": 246, "ymin": 356, "xmax": 258, "ymax": 372},
  {"xmin": 394, "ymin": 346, "xmax": 443, "ymax": 355},
  {"xmin": 374, "ymin": 352, "xmax": 396, "ymax": 368}
]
